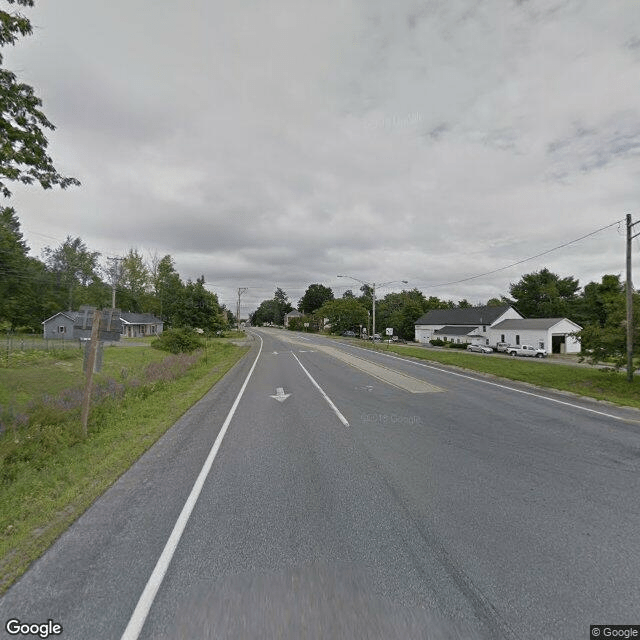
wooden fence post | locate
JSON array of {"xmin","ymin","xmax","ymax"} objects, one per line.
[{"xmin": 80, "ymin": 309, "xmax": 102, "ymax": 437}]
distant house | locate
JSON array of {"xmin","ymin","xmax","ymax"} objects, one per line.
[
  {"xmin": 42, "ymin": 310, "xmax": 163, "ymax": 340},
  {"xmin": 284, "ymin": 310, "xmax": 304, "ymax": 327},
  {"xmin": 414, "ymin": 305, "xmax": 521, "ymax": 345},
  {"xmin": 119, "ymin": 312, "xmax": 163, "ymax": 338},
  {"xmin": 414, "ymin": 304, "xmax": 582, "ymax": 353},
  {"xmin": 42, "ymin": 311, "xmax": 80, "ymax": 340}
]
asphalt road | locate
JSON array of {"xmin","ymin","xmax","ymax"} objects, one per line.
[{"xmin": 1, "ymin": 328, "xmax": 639, "ymax": 639}]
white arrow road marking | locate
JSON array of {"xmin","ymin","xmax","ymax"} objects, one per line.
[
  {"xmin": 272, "ymin": 351, "xmax": 279, "ymax": 355},
  {"xmin": 270, "ymin": 387, "xmax": 291, "ymax": 402}
]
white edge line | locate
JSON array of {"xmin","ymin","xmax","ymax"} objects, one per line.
[
  {"xmin": 291, "ymin": 351, "xmax": 350, "ymax": 427},
  {"xmin": 120, "ymin": 332, "xmax": 263, "ymax": 640},
  {"xmin": 345, "ymin": 343, "xmax": 634, "ymax": 423}
]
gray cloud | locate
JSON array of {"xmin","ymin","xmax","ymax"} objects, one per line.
[{"xmin": 4, "ymin": 0, "xmax": 640, "ymax": 314}]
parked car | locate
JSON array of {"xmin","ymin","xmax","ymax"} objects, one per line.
[
  {"xmin": 467, "ymin": 344, "xmax": 493, "ymax": 354},
  {"xmin": 507, "ymin": 344, "xmax": 546, "ymax": 358},
  {"xmin": 369, "ymin": 333, "xmax": 382, "ymax": 341},
  {"xmin": 495, "ymin": 342, "xmax": 511, "ymax": 352},
  {"xmin": 341, "ymin": 330, "xmax": 356, "ymax": 337}
]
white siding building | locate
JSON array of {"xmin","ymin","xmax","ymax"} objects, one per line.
[
  {"xmin": 489, "ymin": 318, "xmax": 582, "ymax": 354},
  {"xmin": 414, "ymin": 305, "xmax": 522, "ymax": 345}
]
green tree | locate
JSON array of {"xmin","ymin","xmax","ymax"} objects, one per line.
[
  {"xmin": 250, "ymin": 299, "xmax": 280, "ymax": 326},
  {"xmin": 0, "ymin": 206, "xmax": 47, "ymax": 328},
  {"xmin": 509, "ymin": 268, "xmax": 580, "ymax": 318},
  {"xmin": 298, "ymin": 283, "xmax": 334, "ymax": 314},
  {"xmin": 118, "ymin": 248, "xmax": 151, "ymax": 312},
  {"xmin": 152, "ymin": 255, "xmax": 184, "ymax": 324},
  {"xmin": 174, "ymin": 276, "xmax": 225, "ymax": 332},
  {"xmin": 316, "ymin": 298, "xmax": 368, "ymax": 334},
  {"xmin": 486, "ymin": 297, "xmax": 509, "ymax": 307},
  {"xmin": 42, "ymin": 235, "xmax": 101, "ymax": 310},
  {"xmin": 573, "ymin": 274, "xmax": 638, "ymax": 367},
  {"xmin": 273, "ymin": 287, "xmax": 293, "ymax": 325},
  {"xmin": 573, "ymin": 274, "xmax": 624, "ymax": 328},
  {"xmin": 0, "ymin": 0, "xmax": 79, "ymax": 198},
  {"xmin": 375, "ymin": 289, "xmax": 451, "ymax": 341}
]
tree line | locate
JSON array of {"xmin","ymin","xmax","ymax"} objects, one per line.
[
  {"xmin": 250, "ymin": 269, "xmax": 639, "ymax": 365},
  {"xmin": 0, "ymin": 208, "xmax": 233, "ymax": 333}
]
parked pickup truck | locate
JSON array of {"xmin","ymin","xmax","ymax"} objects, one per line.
[{"xmin": 507, "ymin": 344, "xmax": 546, "ymax": 358}]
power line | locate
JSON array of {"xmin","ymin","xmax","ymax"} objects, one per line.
[{"xmin": 415, "ymin": 219, "xmax": 623, "ymax": 290}]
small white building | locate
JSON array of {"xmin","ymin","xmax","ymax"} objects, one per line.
[
  {"xmin": 414, "ymin": 305, "xmax": 522, "ymax": 344},
  {"xmin": 489, "ymin": 318, "xmax": 582, "ymax": 354}
]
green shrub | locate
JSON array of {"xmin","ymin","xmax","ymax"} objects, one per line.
[
  {"xmin": 429, "ymin": 338, "xmax": 445, "ymax": 346},
  {"xmin": 447, "ymin": 342, "xmax": 468, "ymax": 349},
  {"xmin": 151, "ymin": 328, "xmax": 203, "ymax": 354}
]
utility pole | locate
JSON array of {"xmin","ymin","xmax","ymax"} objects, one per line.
[
  {"xmin": 626, "ymin": 215, "xmax": 640, "ymax": 382},
  {"xmin": 237, "ymin": 287, "xmax": 248, "ymax": 332},
  {"xmin": 81, "ymin": 309, "xmax": 102, "ymax": 437},
  {"xmin": 107, "ymin": 257, "xmax": 124, "ymax": 309}
]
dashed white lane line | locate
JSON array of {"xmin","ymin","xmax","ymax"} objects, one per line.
[{"xmin": 291, "ymin": 352, "xmax": 350, "ymax": 427}]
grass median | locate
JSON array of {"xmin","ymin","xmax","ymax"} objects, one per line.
[
  {"xmin": 342, "ymin": 340, "xmax": 640, "ymax": 409},
  {"xmin": 0, "ymin": 338, "xmax": 250, "ymax": 594}
]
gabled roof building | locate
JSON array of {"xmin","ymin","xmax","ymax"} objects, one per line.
[{"xmin": 414, "ymin": 305, "xmax": 582, "ymax": 354}]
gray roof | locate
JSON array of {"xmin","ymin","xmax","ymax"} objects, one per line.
[
  {"xmin": 433, "ymin": 325, "xmax": 481, "ymax": 336},
  {"xmin": 285, "ymin": 310, "xmax": 303, "ymax": 317},
  {"xmin": 42, "ymin": 311, "xmax": 79, "ymax": 324},
  {"xmin": 491, "ymin": 318, "xmax": 582, "ymax": 331},
  {"xmin": 120, "ymin": 312, "xmax": 163, "ymax": 325},
  {"xmin": 415, "ymin": 305, "xmax": 513, "ymax": 327}
]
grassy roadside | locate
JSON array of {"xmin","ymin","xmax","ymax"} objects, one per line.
[
  {"xmin": 0, "ymin": 340, "xmax": 250, "ymax": 594},
  {"xmin": 339, "ymin": 339, "xmax": 640, "ymax": 409}
]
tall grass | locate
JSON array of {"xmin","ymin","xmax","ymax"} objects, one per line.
[{"xmin": 0, "ymin": 342, "xmax": 249, "ymax": 594}]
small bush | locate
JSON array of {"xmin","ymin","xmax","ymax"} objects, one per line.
[
  {"xmin": 151, "ymin": 329, "xmax": 203, "ymax": 354},
  {"xmin": 447, "ymin": 342, "xmax": 468, "ymax": 349},
  {"xmin": 429, "ymin": 339, "xmax": 445, "ymax": 346}
]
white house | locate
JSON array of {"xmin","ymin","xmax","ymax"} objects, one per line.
[
  {"xmin": 489, "ymin": 318, "xmax": 582, "ymax": 354},
  {"xmin": 414, "ymin": 305, "xmax": 522, "ymax": 345}
]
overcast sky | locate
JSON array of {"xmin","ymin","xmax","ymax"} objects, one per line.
[{"xmin": 5, "ymin": 0, "xmax": 640, "ymax": 314}]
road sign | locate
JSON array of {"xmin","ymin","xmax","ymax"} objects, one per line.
[{"xmin": 386, "ymin": 327, "xmax": 393, "ymax": 336}]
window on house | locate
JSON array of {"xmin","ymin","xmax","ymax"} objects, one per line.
[
  {"xmin": 516, "ymin": 335, "xmax": 520, "ymax": 345},
  {"xmin": 483, "ymin": 325, "xmax": 486, "ymax": 332},
  {"xmin": 58, "ymin": 326, "xmax": 66, "ymax": 334},
  {"xmin": 539, "ymin": 341, "xmax": 544, "ymax": 349},
  {"xmin": 501, "ymin": 334, "xmax": 505, "ymax": 342}
]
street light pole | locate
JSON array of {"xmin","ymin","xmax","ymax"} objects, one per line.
[
  {"xmin": 237, "ymin": 287, "xmax": 248, "ymax": 332},
  {"xmin": 337, "ymin": 275, "xmax": 407, "ymax": 339}
]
